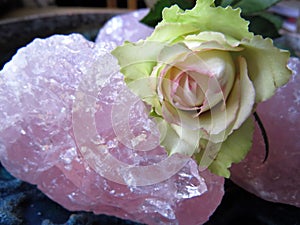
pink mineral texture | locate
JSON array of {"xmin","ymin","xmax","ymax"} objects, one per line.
[
  {"xmin": 95, "ymin": 9, "xmax": 153, "ymax": 50},
  {"xmin": 231, "ymin": 57, "xmax": 300, "ymax": 207},
  {"xmin": 0, "ymin": 34, "xmax": 224, "ymax": 225}
]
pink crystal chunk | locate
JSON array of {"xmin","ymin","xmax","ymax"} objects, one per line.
[
  {"xmin": 95, "ymin": 9, "xmax": 153, "ymax": 50},
  {"xmin": 231, "ymin": 57, "xmax": 300, "ymax": 207},
  {"xmin": 0, "ymin": 34, "xmax": 224, "ymax": 225}
]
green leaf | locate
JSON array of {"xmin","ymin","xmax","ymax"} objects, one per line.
[
  {"xmin": 140, "ymin": 0, "xmax": 195, "ymax": 27},
  {"xmin": 246, "ymin": 15, "xmax": 281, "ymax": 39},
  {"xmin": 256, "ymin": 11, "xmax": 283, "ymax": 31},
  {"xmin": 245, "ymin": 12, "xmax": 283, "ymax": 39},
  {"xmin": 215, "ymin": 0, "xmax": 241, "ymax": 7},
  {"xmin": 233, "ymin": 0, "xmax": 281, "ymax": 15},
  {"xmin": 208, "ymin": 117, "xmax": 254, "ymax": 178}
]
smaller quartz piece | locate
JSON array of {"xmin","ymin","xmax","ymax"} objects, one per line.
[
  {"xmin": 231, "ymin": 57, "xmax": 300, "ymax": 208},
  {"xmin": 96, "ymin": 9, "xmax": 153, "ymax": 50}
]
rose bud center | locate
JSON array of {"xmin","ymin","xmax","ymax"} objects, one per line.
[{"xmin": 162, "ymin": 50, "xmax": 235, "ymax": 114}]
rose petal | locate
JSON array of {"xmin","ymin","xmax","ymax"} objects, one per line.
[
  {"xmin": 184, "ymin": 31, "xmax": 243, "ymax": 52},
  {"xmin": 238, "ymin": 36, "xmax": 291, "ymax": 102},
  {"xmin": 230, "ymin": 56, "xmax": 255, "ymax": 131}
]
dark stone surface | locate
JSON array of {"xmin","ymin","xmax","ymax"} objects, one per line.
[
  {"xmin": 0, "ymin": 0, "xmax": 22, "ymax": 15},
  {"xmin": 1, "ymin": 163, "xmax": 299, "ymax": 225},
  {"xmin": 0, "ymin": 8, "xmax": 128, "ymax": 70},
  {"xmin": 0, "ymin": 163, "xmax": 144, "ymax": 225},
  {"xmin": 55, "ymin": 0, "xmax": 146, "ymax": 8}
]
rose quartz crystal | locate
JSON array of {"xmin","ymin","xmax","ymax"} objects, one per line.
[
  {"xmin": 231, "ymin": 57, "xmax": 300, "ymax": 207},
  {"xmin": 95, "ymin": 9, "xmax": 153, "ymax": 49},
  {"xmin": 0, "ymin": 34, "xmax": 224, "ymax": 225}
]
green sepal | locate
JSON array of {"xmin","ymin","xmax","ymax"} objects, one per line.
[
  {"xmin": 233, "ymin": 0, "xmax": 281, "ymax": 15},
  {"xmin": 208, "ymin": 116, "xmax": 254, "ymax": 178}
]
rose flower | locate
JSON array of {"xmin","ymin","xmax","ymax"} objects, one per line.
[{"xmin": 112, "ymin": 0, "xmax": 291, "ymax": 177}]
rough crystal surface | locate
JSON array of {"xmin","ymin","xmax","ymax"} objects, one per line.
[
  {"xmin": 95, "ymin": 9, "xmax": 153, "ymax": 50},
  {"xmin": 231, "ymin": 57, "xmax": 300, "ymax": 207},
  {"xmin": 0, "ymin": 34, "xmax": 224, "ymax": 225}
]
